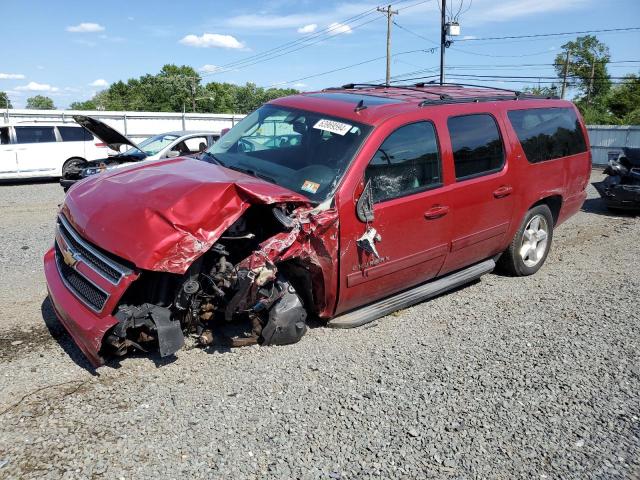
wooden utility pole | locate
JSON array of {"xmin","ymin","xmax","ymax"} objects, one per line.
[
  {"xmin": 439, "ymin": 0, "xmax": 446, "ymax": 85},
  {"xmin": 560, "ymin": 49, "xmax": 571, "ymax": 99},
  {"xmin": 377, "ymin": 5, "xmax": 398, "ymax": 85}
]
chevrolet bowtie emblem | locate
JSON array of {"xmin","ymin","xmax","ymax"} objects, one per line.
[{"xmin": 61, "ymin": 247, "xmax": 79, "ymax": 268}]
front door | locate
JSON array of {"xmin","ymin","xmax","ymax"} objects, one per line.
[
  {"xmin": 0, "ymin": 126, "xmax": 18, "ymax": 177},
  {"xmin": 439, "ymin": 112, "xmax": 515, "ymax": 274},
  {"xmin": 336, "ymin": 120, "xmax": 453, "ymax": 314}
]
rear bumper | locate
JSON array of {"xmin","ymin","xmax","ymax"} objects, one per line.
[
  {"xmin": 593, "ymin": 181, "xmax": 640, "ymax": 210},
  {"xmin": 44, "ymin": 247, "xmax": 119, "ymax": 367}
]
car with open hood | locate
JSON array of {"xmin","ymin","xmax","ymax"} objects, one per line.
[
  {"xmin": 59, "ymin": 115, "xmax": 219, "ymax": 191},
  {"xmin": 44, "ymin": 83, "xmax": 591, "ymax": 367}
]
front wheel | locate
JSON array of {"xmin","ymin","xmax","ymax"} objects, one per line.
[
  {"xmin": 498, "ymin": 205, "xmax": 554, "ymax": 276},
  {"xmin": 61, "ymin": 157, "xmax": 87, "ymax": 177}
]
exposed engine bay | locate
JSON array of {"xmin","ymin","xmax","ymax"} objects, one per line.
[
  {"xmin": 594, "ymin": 147, "xmax": 640, "ymax": 211},
  {"xmin": 100, "ymin": 204, "xmax": 326, "ymax": 360}
]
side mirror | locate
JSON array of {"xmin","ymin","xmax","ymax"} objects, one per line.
[
  {"xmin": 356, "ymin": 179, "xmax": 375, "ymax": 223},
  {"xmin": 166, "ymin": 150, "xmax": 181, "ymax": 158}
]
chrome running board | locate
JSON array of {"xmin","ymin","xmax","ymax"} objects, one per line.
[{"xmin": 328, "ymin": 259, "xmax": 496, "ymax": 329}]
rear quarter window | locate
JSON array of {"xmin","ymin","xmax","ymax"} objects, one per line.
[
  {"xmin": 58, "ymin": 126, "xmax": 93, "ymax": 142},
  {"xmin": 507, "ymin": 107, "xmax": 587, "ymax": 163}
]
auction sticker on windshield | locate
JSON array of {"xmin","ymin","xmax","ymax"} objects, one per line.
[
  {"xmin": 301, "ymin": 180, "xmax": 321, "ymax": 194},
  {"xmin": 313, "ymin": 119, "xmax": 352, "ymax": 136}
]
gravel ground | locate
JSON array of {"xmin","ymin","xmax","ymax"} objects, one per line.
[{"xmin": 0, "ymin": 171, "xmax": 638, "ymax": 479}]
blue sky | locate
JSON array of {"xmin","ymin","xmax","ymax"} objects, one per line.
[{"xmin": 1, "ymin": 0, "xmax": 639, "ymax": 108}]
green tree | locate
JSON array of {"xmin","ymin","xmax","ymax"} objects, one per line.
[
  {"xmin": 0, "ymin": 91, "xmax": 12, "ymax": 109},
  {"xmin": 26, "ymin": 95, "xmax": 55, "ymax": 110},
  {"xmin": 606, "ymin": 73, "xmax": 640, "ymax": 124},
  {"xmin": 554, "ymin": 35, "xmax": 611, "ymax": 103},
  {"xmin": 522, "ymin": 85, "xmax": 559, "ymax": 97},
  {"xmin": 68, "ymin": 65, "xmax": 299, "ymax": 114}
]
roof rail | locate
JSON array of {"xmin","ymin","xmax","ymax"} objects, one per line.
[
  {"xmin": 323, "ymin": 81, "xmax": 558, "ymax": 107},
  {"xmin": 325, "ymin": 83, "xmax": 452, "ymax": 100}
]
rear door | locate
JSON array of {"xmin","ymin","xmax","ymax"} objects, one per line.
[
  {"xmin": 14, "ymin": 126, "xmax": 62, "ymax": 177},
  {"xmin": 336, "ymin": 120, "xmax": 452, "ymax": 314},
  {"xmin": 439, "ymin": 112, "xmax": 516, "ymax": 274},
  {"xmin": 0, "ymin": 126, "xmax": 18, "ymax": 178}
]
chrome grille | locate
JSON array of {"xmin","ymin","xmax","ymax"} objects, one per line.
[
  {"xmin": 56, "ymin": 215, "xmax": 131, "ymax": 285},
  {"xmin": 54, "ymin": 243, "xmax": 109, "ymax": 312}
]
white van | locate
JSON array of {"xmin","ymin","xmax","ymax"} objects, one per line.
[{"xmin": 0, "ymin": 122, "xmax": 111, "ymax": 180}]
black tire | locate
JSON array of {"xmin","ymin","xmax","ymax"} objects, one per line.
[
  {"xmin": 498, "ymin": 204, "xmax": 554, "ymax": 276},
  {"xmin": 61, "ymin": 157, "xmax": 86, "ymax": 177}
]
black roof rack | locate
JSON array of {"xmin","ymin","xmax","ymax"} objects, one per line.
[
  {"xmin": 323, "ymin": 82, "xmax": 558, "ymax": 107},
  {"xmin": 325, "ymin": 83, "xmax": 452, "ymax": 100}
]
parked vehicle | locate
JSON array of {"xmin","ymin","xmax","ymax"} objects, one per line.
[
  {"xmin": 594, "ymin": 147, "xmax": 640, "ymax": 211},
  {"xmin": 60, "ymin": 115, "xmax": 219, "ymax": 191},
  {"xmin": 43, "ymin": 84, "xmax": 591, "ymax": 367},
  {"xmin": 0, "ymin": 121, "xmax": 112, "ymax": 180}
]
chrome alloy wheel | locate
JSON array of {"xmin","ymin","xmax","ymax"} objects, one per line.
[{"xmin": 519, "ymin": 214, "xmax": 549, "ymax": 267}]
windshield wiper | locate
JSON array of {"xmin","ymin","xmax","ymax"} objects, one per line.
[
  {"xmin": 201, "ymin": 151, "xmax": 225, "ymax": 166},
  {"xmin": 227, "ymin": 165, "xmax": 277, "ymax": 184}
]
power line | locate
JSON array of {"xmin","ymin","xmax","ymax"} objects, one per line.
[
  {"xmin": 201, "ymin": 0, "xmax": 425, "ymax": 77},
  {"xmin": 270, "ymin": 49, "xmax": 437, "ymax": 87},
  {"xmin": 203, "ymin": 8, "xmax": 379, "ymax": 74},
  {"xmin": 456, "ymin": 26, "xmax": 640, "ymax": 42},
  {"xmin": 202, "ymin": 15, "xmax": 383, "ymax": 76}
]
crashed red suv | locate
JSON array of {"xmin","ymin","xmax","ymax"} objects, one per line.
[{"xmin": 44, "ymin": 84, "xmax": 591, "ymax": 366}]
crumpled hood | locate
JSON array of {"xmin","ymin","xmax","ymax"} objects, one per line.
[{"xmin": 61, "ymin": 157, "xmax": 309, "ymax": 273}]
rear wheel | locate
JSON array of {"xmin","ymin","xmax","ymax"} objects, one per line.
[
  {"xmin": 61, "ymin": 157, "xmax": 86, "ymax": 177},
  {"xmin": 498, "ymin": 205, "xmax": 554, "ymax": 276}
]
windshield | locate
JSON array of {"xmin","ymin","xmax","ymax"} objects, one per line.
[
  {"xmin": 207, "ymin": 105, "xmax": 372, "ymax": 202},
  {"xmin": 123, "ymin": 134, "xmax": 179, "ymax": 156}
]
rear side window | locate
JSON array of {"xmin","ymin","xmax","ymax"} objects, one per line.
[
  {"xmin": 58, "ymin": 126, "xmax": 93, "ymax": 142},
  {"xmin": 448, "ymin": 114, "xmax": 504, "ymax": 180},
  {"xmin": 365, "ymin": 121, "xmax": 441, "ymax": 203},
  {"xmin": 507, "ymin": 107, "xmax": 587, "ymax": 163},
  {"xmin": 15, "ymin": 126, "xmax": 56, "ymax": 144}
]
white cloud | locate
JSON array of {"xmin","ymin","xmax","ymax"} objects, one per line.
[
  {"xmin": 198, "ymin": 64, "xmax": 222, "ymax": 73},
  {"xmin": 16, "ymin": 81, "xmax": 59, "ymax": 92},
  {"xmin": 0, "ymin": 73, "xmax": 25, "ymax": 80},
  {"xmin": 179, "ymin": 33, "xmax": 244, "ymax": 49},
  {"xmin": 90, "ymin": 79, "xmax": 109, "ymax": 88},
  {"xmin": 461, "ymin": 35, "xmax": 476, "ymax": 40},
  {"xmin": 66, "ymin": 22, "xmax": 105, "ymax": 33},
  {"xmin": 297, "ymin": 23, "xmax": 317, "ymax": 34},
  {"xmin": 327, "ymin": 22, "xmax": 352, "ymax": 35},
  {"xmin": 293, "ymin": 82, "xmax": 307, "ymax": 88}
]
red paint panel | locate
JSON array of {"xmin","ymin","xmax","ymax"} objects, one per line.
[
  {"xmin": 62, "ymin": 157, "xmax": 310, "ymax": 274},
  {"xmin": 347, "ymin": 243, "xmax": 449, "ymax": 287},
  {"xmin": 450, "ymin": 221, "xmax": 509, "ymax": 252}
]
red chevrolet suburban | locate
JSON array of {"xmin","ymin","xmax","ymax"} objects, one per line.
[{"xmin": 44, "ymin": 84, "xmax": 591, "ymax": 366}]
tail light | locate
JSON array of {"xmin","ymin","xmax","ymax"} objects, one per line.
[{"xmin": 95, "ymin": 142, "xmax": 108, "ymax": 148}]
